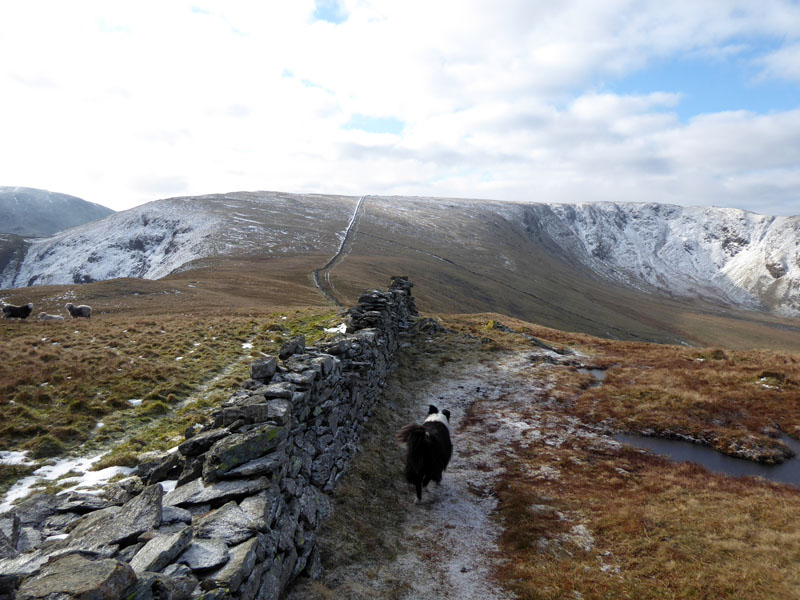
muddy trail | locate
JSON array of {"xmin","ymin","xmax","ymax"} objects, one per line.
[{"xmin": 287, "ymin": 330, "xmax": 618, "ymax": 599}]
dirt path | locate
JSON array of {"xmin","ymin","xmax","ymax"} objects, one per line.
[
  {"xmin": 288, "ymin": 337, "xmax": 603, "ymax": 599},
  {"xmin": 312, "ymin": 195, "xmax": 366, "ymax": 306}
]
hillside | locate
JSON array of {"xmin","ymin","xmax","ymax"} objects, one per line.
[
  {"xmin": 2, "ymin": 191, "xmax": 800, "ymax": 351},
  {"xmin": 0, "ymin": 186, "xmax": 114, "ymax": 237}
]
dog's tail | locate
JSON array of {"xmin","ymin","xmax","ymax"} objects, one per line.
[{"xmin": 396, "ymin": 424, "xmax": 427, "ymax": 448}]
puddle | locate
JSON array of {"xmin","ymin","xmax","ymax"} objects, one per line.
[{"xmin": 617, "ymin": 433, "xmax": 800, "ymax": 488}]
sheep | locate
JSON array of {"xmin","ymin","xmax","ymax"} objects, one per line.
[
  {"xmin": 38, "ymin": 312, "xmax": 65, "ymax": 322},
  {"xmin": 65, "ymin": 303, "xmax": 92, "ymax": 319},
  {"xmin": 2, "ymin": 303, "xmax": 34, "ymax": 319}
]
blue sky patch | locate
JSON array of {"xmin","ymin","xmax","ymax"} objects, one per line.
[
  {"xmin": 343, "ymin": 114, "xmax": 405, "ymax": 135},
  {"xmin": 608, "ymin": 42, "xmax": 800, "ymax": 122},
  {"xmin": 313, "ymin": 0, "xmax": 348, "ymax": 24}
]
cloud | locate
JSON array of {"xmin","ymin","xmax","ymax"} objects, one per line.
[{"xmin": 0, "ymin": 1, "xmax": 799, "ymax": 216}]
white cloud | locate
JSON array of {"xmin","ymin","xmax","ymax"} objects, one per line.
[{"xmin": 0, "ymin": 1, "xmax": 799, "ymax": 215}]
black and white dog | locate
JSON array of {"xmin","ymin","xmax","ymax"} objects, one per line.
[{"xmin": 396, "ymin": 404, "xmax": 452, "ymax": 502}]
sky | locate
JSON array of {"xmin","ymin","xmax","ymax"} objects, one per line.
[{"xmin": 1, "ymin": 1, "xmax": 800, "ymax": 216}]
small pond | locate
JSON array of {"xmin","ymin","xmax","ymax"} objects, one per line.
[{"xmin": 616, "ymin": 433, "xmax": 800, "ymax": 488}]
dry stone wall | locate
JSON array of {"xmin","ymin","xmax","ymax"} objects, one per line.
[{"xmin": 0, "ymin": 277, "xmax": 418, "ymax": 600}]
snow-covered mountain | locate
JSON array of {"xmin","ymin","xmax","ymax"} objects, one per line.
[
  {"xmin": 528, "ymin": 202, "xmax": 800, "ymax": 317},
  {"xmin": 1, "ymin": 191, "xmax": 798, "ymax": 318},
  {"xmin": 0, "ymin": 187, "xmax": 114, "ymax": 237}
]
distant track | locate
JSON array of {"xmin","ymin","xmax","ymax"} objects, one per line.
[{"xmin": 313, "ymin": 195, "xmax": 367, "ymax": 307}]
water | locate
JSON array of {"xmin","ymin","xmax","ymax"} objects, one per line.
[{"xmin": 616, "ymin": 433, "xmax": 800, "ymax": 488}]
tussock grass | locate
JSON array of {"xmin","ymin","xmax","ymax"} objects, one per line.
[{"xmin": 0, "ymin": 308, "xmax": 339, "ymax": 467}]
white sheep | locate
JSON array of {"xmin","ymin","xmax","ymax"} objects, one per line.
[
  {"xmin": 38, "ymin": 312, "xmax": 65, "ymax": 321},
  {"xmin": 65, "ymin": 303, "xmax": 92, "ymax": 319}
]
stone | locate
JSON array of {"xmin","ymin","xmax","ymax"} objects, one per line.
[
  {"xmin": 177, "ymin": 456, "xmax": 205, "ymax": 486},
  {"xmin": 194, "ymin": 502, "xmax": 257, "ymax": 546},
  {"xmin": 239, "ymin": 487, "xmax": 281, "ymax": 529},
  {"xmin": 162, "ymin": 505, "xmax": 193, "ymax": 525},
  {"xmin": 7, "ymin": 494, "xmax": 59, "ymax": 528},
  {"xmin": 16, "ymin": 554, "xmax": 136, "ymax": 600},
  {"xmin": 16, "ymin": 527, "xmax": 42, "ymax": 553},
  {"xmin": 203, "ymin": 425, "xmax": 288, "ymax": 482},
  {"xmin": 278, "ymin": 336, "xmax": 305, "ymax": 360},
  {"xmin": 203, "ymin": 537, "xmax": 258, "ymax": 593},
  {"xmin": 164, "ymin": 477, "xmax": 271, "ymax": 508},
  {"xmin": 142, "ymin": 451, "xmax": 184, "ymax": 485},
  {"xmin": 222, "ymin": 450, "xmax": 288, "ymax": 479},
  {"xmin": 250, "ymin": 357, "xmax": 277, "ymax": 382},
  {"xmin": 54, "ymin": 484, "xmax": 163, "ymax": 554},
  {"xmin": 103, "ymin": 475, "xmax": 145, "ymax": 505},
  {"xmin": 129, "ymin": 571, "xmax": 198, "ymax": 600},
  {"xmin": 56, "ymin": 491, "xmax": 113, "ymax": 514},
  {"xmin": 0, "ymin": 551, "xmax": 49, "ymax": 578},
  {"xmin": 178, "ymin": 538, "xmax": 230, "ymax": 571},
  {"xmin": 178, "ymin": 428, "xmax": 230, "ymax": 457},
  {"xmin": 0, "ymin": 531, "xmax": 16, "ymax": 559},
  {"xmin": 130, "ymin": 526, "xmax": 193, "ymax": 574},
  {"xmin": 218, "ymin": 398, "xmax": 292, "ymax": 428},
  {"xmin": 260, "ymin": 382, "xmax": 295, "ymax": 400},
  {"xmin": 0, "ymin": 514, "xmax": 20, "ymax": 549}
]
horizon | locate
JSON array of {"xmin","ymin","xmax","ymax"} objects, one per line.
[{"xmin": 2, "ymin": 1, "xmax": 800, "ymax": 216}]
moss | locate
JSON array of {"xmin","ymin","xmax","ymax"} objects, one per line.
[{"xmin": 25, "ymin": 434, "xmax": 66, "ymax": 459}]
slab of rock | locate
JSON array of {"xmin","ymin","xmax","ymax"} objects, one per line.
[
  {"xmin": 0, "ymin": 551, "xmax": 49, "ymax": 578},
  {"xmin": 250, "ymin": 357, "xmax": 277, "ymax": 382},
  {"xmin": 55, "ymin": 491, "xmax": 113, "ymax": 514},
  {"xmin": 162, "ymin": 505, "xmax": 193, "ymax": 525},
  {"xmin": 0, "ymin": 531, "xmax": 16, "ymax": 559},
  {"xmin": 178, "ymin": 538, "xmax": 230, "ymax": 571},
  {"xmin": 55, "ymin": 484, "xmax": 163, "ymax": 554},
  {"xmin": 164, "ymin": 477, "xmax": 271, "ymax": 508},
  {"xmin": 178, "ymin": 428, "xmax": 230, "ymax": 457},
  {"xmin": 0, "ymin": 514, "xmax": 20, "ymax": 548},
  {"xmin": 222, "ymin": 449, "xmax": 288, "ymax": 479},
  {"xmin": 203, "ymin": 425, "xmax": 288, "ymax": 482},
  {"xmin": 129, "ymin": 570, "xmax": 198, "ymax": 600},
  {"xmin": 103, "ymin": 475, "xmax": 145, "ymax": 505},
  {"xmin": 239, "ymin": 487, "xmax": 281, "ymax": 530},
  {"xmin": 202, "ymin": 537, "xmax": 258, "ymax": 594},
  {"xmin": 16, "ymin": 554, "xmax": 136, "ymax": 600},
  {"xmin": 278, "ymin": 335, "xmax": 305, "ymax": 360},
  {"xmin": 7, "ymin": 494, "xmax": 59, "ymax": 528},
  {"xmin": 130, "ymin": 526, "xmax": 193, "ymax": 574},
  {"xmin": 194, "ymin": 502, "xmax": 257, "ymax": 546}
]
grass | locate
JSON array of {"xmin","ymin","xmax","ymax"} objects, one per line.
[{"xmin": 0, "ymin": 307, "xmax": 340, "ymax": 472}]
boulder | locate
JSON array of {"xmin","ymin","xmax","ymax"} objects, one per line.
[
  {"xmin": 130, "ymin": 526, "xmax": 193, "ymax": 574},
  {"xmin": 250, "ymin": 357, "xmax": 277, "ymax": 382},
  {"xmin": 194, "ymin": 502, "xmax": 257, "ymax": 546},
  {"xmin": 164, "ymin": 477, "xmax": 271, "ymax": 508},
  {"xmin": 278, "ymin": 336, "xmax": 305, "ymax": 360},
  {"xmin": 178, "ymin": 428, "xmax": 230, "ymax": 457},
  {"xmin": 203, "ymin": 425, "xmax": 288, "ymax": 482},
  {"xmin": 178, "ymin": 538, "xmax": 230, "ymax": 571},
  {"xmin": 221, "ymin": 449, "xmax": 288, "ymax": 480},
  {"xmin": 16, "ymin": 554, "xmax": 136, "ymax": 600},
  {"xmin": 202, "ymin": 537, "xmax": 258, "ymax": 594},
  {"xmin": 128, "ymin": 570, "xmax": 197, "ymax": 600}
]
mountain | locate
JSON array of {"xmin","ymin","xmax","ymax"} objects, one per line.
[
  {"xmin": 2, "ymin": 191, "xmax": 799, "ymax": 349},
  {"xmin": 0, "ymin": 186, "xmax": 114, "ymax": 237}
]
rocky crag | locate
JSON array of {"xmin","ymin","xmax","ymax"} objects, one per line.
[{"xmin": 0, "ymin": 276, "xmax": 418, "ymax": 600}]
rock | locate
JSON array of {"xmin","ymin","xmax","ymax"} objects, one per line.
[
  {"xmin": 0, "ymin": 531, "xmax": 16, "ymax": 559},
  {"xmin": 140, "ymin": 452, "xmax": 184, "ymax": 485},
  {"xmin": 250, "ymin": 357, "xmax": 277, "ymax": 382},
  {"xmin": 162, "ymin": 505, "xmax": 193, "ymax": 525},
  {"xmin": 7, "ymin": 494, "xmax": 59, "ymax": 528},
  {"xmin": 0, "ymin": 551, "xmax": 49, "ymax": 578},
  {"xmin": 130, "ymin": 526, "xmax": 193, "ymax": 574},
  {"xmin": 222, "ymin": 450, "xmax": 288, "ymax": 479},
  {"xmin": 55, "ymin": 491, "xmax": 113, "ymax": 514},
  {"xmin": 164, "ymin": 477, "xmax": 271, "ymax": 508},
  {"xmin": 261, "ymin": 382, "xmax": 295, "ymax": 400},
  {"xmin": 129, "ymin": 571, "xmax": 197, "ymax": 600},
  {"xmin": 178, "ymin": 428, "xmax": 230, "ymax": 457},
  {"xmin": 0, "ymin": 514, "xmax": 20, "ymax": 549},
  {"xmin": 103, "ymin": 475, "xmax": 145, "ymax": 505},
  {"xmin": 217, "ymin": 398, "xmax": 293, "ymax": 428},
  {"xmin": 16, "ymin": 554, "xmax": 136, "ymax": 600},
  {"xmin": 203, "ymin": 425, "xmax": 288, "ymax": 482},
  {"xmin": 194, "ymin": 502, "xmax": 257, "ymax": 546},
  {"xmin": 202, "ymin": 537, "xmax": 258, "ymax": 593},
  {"xmin": 16, "ymin": 527, "xmax": 42, "ymax": 553},
  {"xmin": 178, "ymin": 538, "xmax": 230, "ymax": 571},
  {"xmin": 278, "ymin": 336, "xmax": 305, "ymax": 360},
  {"xmin": 239, "ymin": 487, "xmax": 281, "ymax": 529},
  {"xmin": 56, "ymin": 484, "xmax": 163, "ymax": 554}
]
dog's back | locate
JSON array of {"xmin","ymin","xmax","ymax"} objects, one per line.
[{"xmin": 397, "ymin": 405, "xmax": 452, "ymax": 501}]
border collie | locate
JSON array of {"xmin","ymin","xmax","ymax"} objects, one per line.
[{"xmin": 396, "ymin": 404, "xmax": 452, "ymax": 502}]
